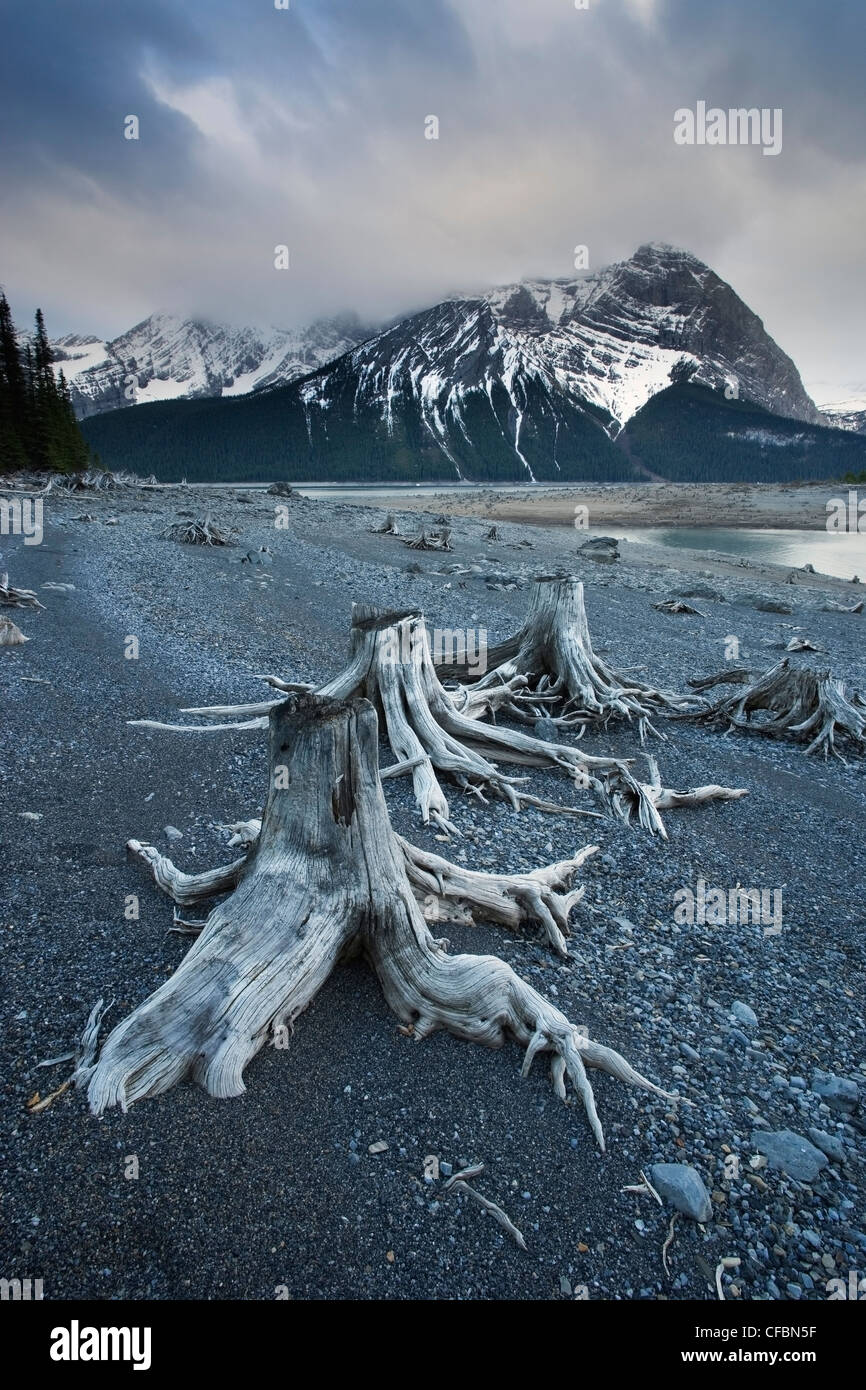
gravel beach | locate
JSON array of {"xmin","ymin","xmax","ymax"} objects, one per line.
[{"xmin": 1, "ymin": 482, "xmax": 864, "ymax": 1303}]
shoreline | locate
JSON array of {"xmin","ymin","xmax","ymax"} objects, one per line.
[{"xmin": 332, "ymin": 482, "xmax": 854, "ymax": 533}]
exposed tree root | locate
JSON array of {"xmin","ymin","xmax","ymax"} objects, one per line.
[
  {"xmin": 129, "ymin": 601, "xmax": 745, "ymax": 838},
  {"xmin": 162, "ymin": 515, "xmax": 235, "ymax": 546},
  {"xmin": 436, "ymin": 576, "xmax": 700, "ymax": 741},
  {"xmin": 0, "ymin": 572, "xmax": 44, "ymax": 610},
  {"xmin": 127, "ymin": 830, "xmax": 599, "ymax": 960},
  {"xmin": 687, "ymin": 668, "xmax": 752, "ymax": 692},
  {"xmin": 89, "ymin": 694, "xmax": 672, "ymax": 1148},
  {"xmin": 371, "ymin": 512, "xmax": 400, "ymax": 535},
  {"xmin": 691, "ymin": 657, "xmax": 866, "ymax": 759},
  {"xmin": 402, "ymin": 527, "xmax": 453, "ymax": 551},
  {"xmin": 654, "ymin": 599, "xmax": 704, "ymax": 616}
]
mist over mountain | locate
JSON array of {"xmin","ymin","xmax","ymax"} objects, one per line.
[{"xmin": 80, "ymin": 244, "xmax": 866, "ymax": 484}]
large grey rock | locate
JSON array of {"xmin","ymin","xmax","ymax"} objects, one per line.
[
  {"xmin": 751, "ymin": 1130, "xmax": 828, "ymax": 1181},
  {"xmin": 811, "ymin": 1071, "xmax": 859, "ymax": 1113},
  {"xmin": 649, "ymin": 1164, "xmax": 712, "ymax": 1223}
]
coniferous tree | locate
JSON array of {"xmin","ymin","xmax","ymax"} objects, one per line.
[
  {"xmin": 0, "ymin": 292, "xmax": 92, "ymax": 475},
  {"xmin": 0, "ymin": 292, "xmax": 29, "ymax": 472}
]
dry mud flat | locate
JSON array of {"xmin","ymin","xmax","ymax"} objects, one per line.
[
  {"xmin": 0, "ymin": 481, "xmax": 864, "ymax": 1302},
  {"xmin": 382, "ymin": 481, "xmax": 855, "ymax": 532}
]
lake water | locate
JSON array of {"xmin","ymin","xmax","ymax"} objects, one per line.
[
  {"xmin": 608, "ymin": 527, "xmax": 866, "ymax": 582},
  {"xmin": 206, "ymin": 482, "xmax": 866, "ymax": 582}
]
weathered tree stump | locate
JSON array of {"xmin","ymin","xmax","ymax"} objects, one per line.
[
  {"xmin": 131, "ymin": 601, "xmax": 745, "ymax": 838},
  {"xmin": 90, "ymin": 693, "xmax": 671, "ymax": 1147},
  {"xmin": 692, "ymin": 658, "xmax": 866, "ymax": 759},
  {"xmin": 437, "ymin": 576, "xmax": 700, "ymax": 740},
  {"xmin": 402, "ymin": 528, "xmax": 453, "ymax": 551},
  {"xmin": 162, "ymin": 515, "xmax": 235, "ymax": 546}
]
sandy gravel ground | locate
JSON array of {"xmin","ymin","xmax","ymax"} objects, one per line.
[{"xmin": 1, "ymin": 481, "xmax": 864, "ymax": 1303}]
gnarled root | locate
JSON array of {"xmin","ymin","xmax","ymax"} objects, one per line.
[
  {"xmin": 691, "ymin": 658, "xmax": 866, "ymax": 760},
  {"xmin": 401, "ymin": 527, "xmax": 452, "ymax": 551},
  {"xmin": 126, "ymin": 840, "xmax": 248, "ymax": 905},
  {"xmin": 397, "ymin": 838, "xmax": 598, "ymax": 957},
  {"xmin": 127, "ymin": 829, "xmax": 598, "ymax": 960},
  {"xmin": 162, "ymin": 515, "xmax": 235, "ymax": 546},
  {"xmin": 438, "ymin": 576, "xmax": 700, "ymax": 740},
  {"xmin": 367, "ymin": 898, "xmax": 673, "ymax": 1152},
  {"xmin": 126, "ymin": 600, "xmax": 744, "ymax": 838},
  {"xmin": 0, "ymin": 572, "xmax": 44, "ymax": 610},
  {"xmin": 90, "ymin": 694, "xmax": 670, "ymax": 1148}
]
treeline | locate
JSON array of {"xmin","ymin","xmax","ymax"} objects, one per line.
[
  {"xmin": 623, "ymin": 384, "xmax": 866, "ymax": 484},
  {"xmin": 80, "ymin": 369, "xmax": 866, "ymax": 486},
  {"xmin": 82, "ymin": 372, "xmax": 639, "ymax": 484},
  {"xmin": 0, "ymin": 292, "xmax": 91, "ymax": 475}
]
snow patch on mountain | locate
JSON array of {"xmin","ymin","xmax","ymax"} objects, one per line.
[{"xmin": 52, "ymin": 313, "xmax": 371, "ymax": 419}]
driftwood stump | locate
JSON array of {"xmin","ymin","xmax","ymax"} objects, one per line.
[
  {"xmin": 436, "ymin": 577, "xmax": 699, "ymax": 740},
  {"xmin": 132, "ymin": 601, "xmax": 746, "ymax": 838},
  {"xmin": 693, "ymin": 658, "xmax": 866, "ymax": 759},
  {"xmin": 0, "ymin": 572, "xmax": 44, "ymax": 610},
  {"xmin": 90, "ymin": 694, "xmax": 672, "ymax": 1147}
]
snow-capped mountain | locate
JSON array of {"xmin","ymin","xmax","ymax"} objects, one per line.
[
  {"xmin": 51, "ymin": 313, "xmax": 372, "ymax": 419},
  {"xmin": 84, "ymin": 243, "xmax": 866, "ymax": 484},
  {"xmin": 287, "ymin": 242, "xmax": 820, "ymax": 479},
  {"xmin": 809, "ymin": 386, "xmax": 866, "ymax": 436}
]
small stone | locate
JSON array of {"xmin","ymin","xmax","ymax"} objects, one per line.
[
  {"xmin": 164, "ymin": 825, "xmax": 183, "ymax": 841},
  {"xmin": 649, "ymin": 1163, "xmax": 713, "ymax": 1223},
  {"xmin": 368, "ymin": 1140, "xmax": 389, "ymax": 1155},
  {"xmin": 730, "ymin": 1001, "xmax": 758, "ymax": 1028},
  {"xmin": 559, "ymin": 1275, "xmax": 572, "ymax": 1296}
]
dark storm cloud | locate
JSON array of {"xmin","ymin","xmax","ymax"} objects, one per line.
[{"xmin": 1, "ymin": 0, "xmax": 863, "ymax": 398}]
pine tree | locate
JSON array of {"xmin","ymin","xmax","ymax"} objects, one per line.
[
  {"xmin": 0, "ymin": 297, "xmax": 92, "ymax": 475},
  {"xmin": 0, "ymin": 292, "xmax": 28, "ymax": 473}
]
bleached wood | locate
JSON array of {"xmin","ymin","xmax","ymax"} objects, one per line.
[
  {"xmin": 90, "ymin": 693, "xmax": 671, "ymax": 1148},
  {"xmin": 127, "ymin": 598, "xmax": 745, "ymax": 838},
  {"xmin": 693, "ymin": 657, "xmax": 866, "ymax": 760},
  {"xmin": 438, "ymin": 576, "xmax": 700, "ymax": 742},
  {"xmin": 0, "ymin": 573, "xmax": 44, "ymax": 610}
]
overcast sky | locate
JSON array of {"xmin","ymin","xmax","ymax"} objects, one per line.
[{"xmin": 2, "ymin": 0, "xmax": 864, "ymax": 401}]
